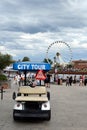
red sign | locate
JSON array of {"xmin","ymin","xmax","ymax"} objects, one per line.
[{"xmin": 35, "ymin": 70, "xmax": 46, "ymax": 80}]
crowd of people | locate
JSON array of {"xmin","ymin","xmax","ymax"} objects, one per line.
[
  {"xmin": 13, "ymin": 72, "xmax": 51, "ymax": 88},
  {"xmin": 13, "ymin": 72, "xmax": 87, "ymax": 87},
  {"xmin": 55, "ymin": 75, "xmax": 87, "ymax": 86},
  {"xmin": 13, "ymin": 72, "xmax": 37, "ymax": 87},
  {"xmin": 44, "ymin": 74, "xmax": 87, "ymax": 87}
]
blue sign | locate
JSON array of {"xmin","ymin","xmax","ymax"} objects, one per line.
[{"xmin": 13, "ymin": 62, "xmax": 51, "ymax": 71}]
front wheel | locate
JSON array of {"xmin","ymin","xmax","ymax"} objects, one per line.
[
  {"xmin": 46, "ymin": 110, "xmax": 51, "ymax": 121},
  {"xmin": 13, "ymin": 111, "xmax": 19, "ymax": 121},
  {"xmin": 13, "ymin": 111, "xmax": 17, "ymax": 121}
]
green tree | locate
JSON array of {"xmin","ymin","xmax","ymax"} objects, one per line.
[
  {"xmin": 67, "ymin": 63, "xmax": 73, "ymax": 69},
  {"xmin": 43, "ymin": 58, "xmax": 53, "ymax": 65},
  {"xmin": 0, "ymin": 53, "xmax": 14, "ymax": 72},
  {"xmin": 22, "ymin": 56, "xmax": 30, "ymax": 61}
]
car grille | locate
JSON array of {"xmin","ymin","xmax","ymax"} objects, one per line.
[{"xmin": 25, "ymin": 102, "xmax": 41, "ymax": 110}]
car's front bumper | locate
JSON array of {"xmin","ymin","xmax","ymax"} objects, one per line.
[{"xmin": 13, "ymin": 109, "xmax": 51, "ymax": 120}]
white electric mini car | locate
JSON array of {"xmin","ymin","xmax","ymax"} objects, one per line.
[{"xmin": 13, "ymin": 86, "xmax": 51, "ymax": 121}]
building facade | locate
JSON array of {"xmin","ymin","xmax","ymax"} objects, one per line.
[{"xmin": 72, "ymin": 60, "xmax": 87, "ymax": 70}]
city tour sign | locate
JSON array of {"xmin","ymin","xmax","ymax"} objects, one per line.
[{"xmin": 13, "ymin": 62, "xmax": 51, "ymax": 71}]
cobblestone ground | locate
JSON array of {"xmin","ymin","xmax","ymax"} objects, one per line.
[{"xmin": 0, "ymin": 79, "xmax": 87, "ymax": 130}]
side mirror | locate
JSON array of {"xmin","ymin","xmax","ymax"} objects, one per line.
[{"xmin": 12, "ymin": 92, "xmax": 16, "ymax": 100}]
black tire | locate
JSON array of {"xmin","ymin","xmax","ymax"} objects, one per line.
[
  {"xmin": 13, "ymin": 115, "xmax": 20, "ymax": 121},
  {"xmin": 47, "ymin": 92, "xmax": 50, "ymax": 100},
  {"xmin": 13, "ymin": 115, "xmax": 17, "ymax": 121},
  {"xmin": 46, "ymin": 110, "xmax": 51, "ymax": 121},
  {"xmin": 13, "ymin": 111, "xmax": 17, "ymax": 121},
  {"xmin": 13, "ymin": 111, "xmax": 19, "ymax": 121},
  {"xmin": 12, "ymin": 92, "xmax": 16, "ymax": 100}
]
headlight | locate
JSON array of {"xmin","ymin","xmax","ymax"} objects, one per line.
[
  {"xmin": 41, "ymin": 101, "xmax": 50, "ymax": 110},
  {"xmin": 17, "ymin": 103, "xmax": 20, "ymax": 107},
  {"xmin": 14, "ymin": 102, "xmax": 22, "ymax": 110}
]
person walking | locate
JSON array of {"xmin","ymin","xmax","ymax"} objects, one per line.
[
  {"xmin": 69, "ymin": 76, "xmax": 73, "ymax": 86},
  {"xmin": 84, "ymin": 75, "xmax": 87, "ymax": 86},
  {"xmin": 44, "ymin": 72, "xmax": 51, "ymax": 88},
  {"xmin": 73, "ymin": 75, "xmax": 77, "ymax": 85},
  {"xmin": 66, "ymin": 76, "xmax": 69, "ymax": 86}
]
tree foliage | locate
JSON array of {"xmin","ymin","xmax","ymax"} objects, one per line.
[
  {"xmin": 0, "ymin": 53, "xmax": 13, "ymax": 71},
  {"xmin": 0, "ymin": 74, "xmax": 7, "ymax": 81},
  {"xmin": 66, "ymin": 63, "xmax": 74, "ymax": 69},
  {"xmin": 43, "ymin": 58, "xmax": 53, "ymax": 65},
  {"xmin": 22, "ymin": 56, "xmax": 30, "ymax": 61}
]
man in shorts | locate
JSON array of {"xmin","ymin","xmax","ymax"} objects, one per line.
[{"xmin": 44, "ymin": 72, "xmax": 51, "ymax": 88}]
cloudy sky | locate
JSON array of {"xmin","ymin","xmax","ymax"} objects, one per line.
[{"xmin": 0, "ymin": 0, "xmax": 87, "ymax": 63}]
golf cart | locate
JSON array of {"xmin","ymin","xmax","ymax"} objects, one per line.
[{"xmin": 12, "ymin": 62, "xmax": 51, "ymax": 121}]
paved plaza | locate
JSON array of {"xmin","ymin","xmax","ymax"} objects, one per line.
[{"xmin": 0, "ymin": 80, "xmax": 87, "ymax": 130}]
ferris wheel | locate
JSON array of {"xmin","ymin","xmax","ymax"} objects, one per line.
[{"xmin": 46, "ymin": 41, "xmax": 72, "ymax": 65}]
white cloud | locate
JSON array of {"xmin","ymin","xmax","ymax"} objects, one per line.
[{"xmin": 0, "ymin": 0, "xmax": 87, "ymax": 62}]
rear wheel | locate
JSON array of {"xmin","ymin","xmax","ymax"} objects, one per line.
[
  {"xmin": 47, "ymin": 92, "xmax": 50, "ymax": 100},
  {"xmin": 12, "ymin": 92, "xmax": 16, "ymax": 100}
]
